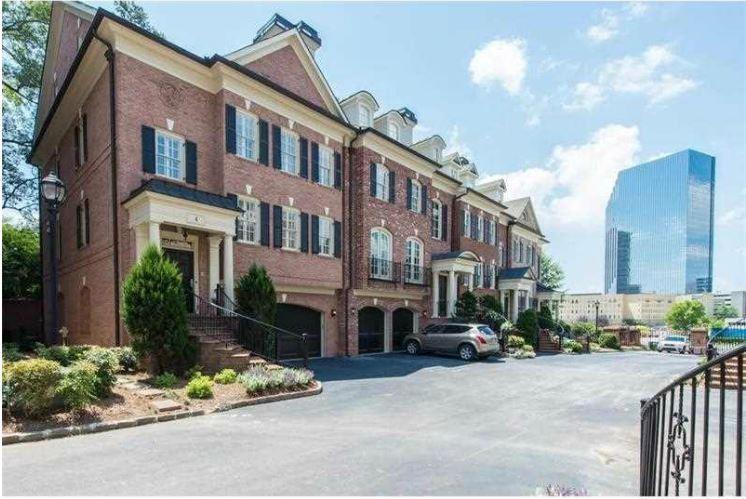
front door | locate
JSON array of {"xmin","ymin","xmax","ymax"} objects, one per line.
[
  {"xmin": 438, "ymin": 275, "xmax": 448, "ymax": 317},
  {"xmin": 164, "ymin": 248, "xmax": 194, "ymax": 313}
]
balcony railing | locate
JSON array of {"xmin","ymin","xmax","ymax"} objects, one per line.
[
  {"xmin": 403, "ymin": 264, "xmax": 431, "ymax": 286},
  {"xmin": 368, "ymin": 257, "xmax": 400, "ymax": 282}
]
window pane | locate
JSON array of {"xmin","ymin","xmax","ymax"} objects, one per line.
[{"xmin": 281, "ymin": 131, "xmax": 297, "ymax": 174}]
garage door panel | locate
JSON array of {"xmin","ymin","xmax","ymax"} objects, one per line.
[
  {"xmin": 358, "ymin": 307, "xmax": 384, "ymax": 354},
  {"xmin": 275, "ymin": 304, "xmax": 322, "ymax": 359},
  {"xmin": 392, "ymin": 308, "xmax": 414, "ymax": 351}
]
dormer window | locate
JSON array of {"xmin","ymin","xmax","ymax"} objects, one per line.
[
  {"xmin": 434, "ymin": 148, "xmax": 441, "ymax": 162},
  {"xmin": 388, "ymin": 122, "xmax": 400, "ymax": 141},
  {"xmin": 359, "ymin": 105, "xmax": 372, "ymax": 127}
]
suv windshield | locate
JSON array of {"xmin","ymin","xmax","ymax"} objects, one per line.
[
  {"xmin": 665, "ymin": 336, "xmax": 686, "ymax": 342},
  {"xmin": 477, "ymin": 326, "xmax": 495, "ymax": 335}
]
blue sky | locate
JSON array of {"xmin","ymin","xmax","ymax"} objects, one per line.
[{"xmin": 96, "ymin": 1, "xmax": 746, "ymax": 293}]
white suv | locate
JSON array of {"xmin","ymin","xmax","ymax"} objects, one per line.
[{"xmin": 657, "ymin": 335, "xmax": 690, "ymax": 354}]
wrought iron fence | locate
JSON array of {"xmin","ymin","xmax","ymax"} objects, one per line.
[
  {"xmin": 708, "ymin": 320, "xmax": 746, "ymax": 358},
  {"xmin": 403, "ymin": 263, "xmax": 431, "ymax": 286},
  {"xmin": 368, "ymin": 257, "xmax": 400, "ymax": 282},
  {"xmin": 639, "ymin": 343, "xmax": 744, "ymax": 496}
]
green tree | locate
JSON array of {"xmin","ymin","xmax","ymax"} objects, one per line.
[
  {"xmin": 453, "ymin": 291, "xmax": 478, "ymax": 321},
  {"xmin": 516, "ymin": 308, "xmax": 539, "ymax": 347},
  {"xmin": 113, "ymin": 1, "xmax": 164, "ymax": 38},
  {"xmin": 2, "ymin": 223, "xmax": 41, "ymax": 298},
  {"xmin": 478, "ymin": 295, "xmax": 504, "ymax": 331},
  {"xmin": 665, "ymin": 300, "xmax": 708, "ymax": 332},
  {"xmin": 539, "ymin": 253, "xmax": 565, "ymax": 290},
  {"xmin": 537, "ymin": 304, "xmax": 555, "ymax": 331},
  {"xmin": 571, "ymin": 321, "xmax": 597, "ymax": 341},
  {"xmin": 713, "ymin": 303, "xmax": 738, "ymax": 320},
  {"xmin": 235, "ymin": 264, "xmax": 277, "ymax": 357},
  {"xmin": 121, "ymin": 245, "xmax": 194, "ymax": 374}
]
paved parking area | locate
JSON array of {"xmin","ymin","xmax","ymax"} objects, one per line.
[{"xmin": 2, "ymin": 351, "xmax": 697, "ymax": 495}]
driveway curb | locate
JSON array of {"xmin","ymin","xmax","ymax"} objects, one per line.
[{"xmin": 2, "ymin": 382, "xmax": 322, "ymax": 446}]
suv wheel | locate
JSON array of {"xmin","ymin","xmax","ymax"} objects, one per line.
[
  {"xmin": 458, "ymin": 343, "xmax": 477, "ymax": 361},
  {"xmin": 405, "ymin": 340, "xmax": 420, "ymax": 355}
]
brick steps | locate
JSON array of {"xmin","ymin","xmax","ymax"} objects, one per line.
[
  {"xmin": 537, "ymin": 329, "xmax": 561, "ymax": 353},
  {"xmin": 707, "ymin": 356, "xmax": 745, "ymax": 390}
]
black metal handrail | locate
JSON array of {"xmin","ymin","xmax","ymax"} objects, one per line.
[
  {"xmin": 403, "ymin": 264, "xmax": 431, "ymax": 286},
  {"xmin": 191, "ymin": 288, "xmax": 309, "ymax": 368},
  {"xmin": 368, "ymin": 257, "xmax": 400, "ymax": 282},
  {"xmin": 640, "ymin": 343, "xmax": 744, "ymax": 496}
]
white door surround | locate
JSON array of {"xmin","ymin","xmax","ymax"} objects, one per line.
[{"xmin": 430, "ymin": 251, "xmax": 479, "ymax": 319}]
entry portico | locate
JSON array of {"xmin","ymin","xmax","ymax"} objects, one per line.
[
  {"xmin": 430, "ymin": 251, "xmax": 479, "ymax": 318},
  {"xmin": 122, "ymin": 180, "xmax": 240, "ymax": 304},
  {"xmin": 498, "ymin": 266, "xmax": 537, "ymax": 321}
]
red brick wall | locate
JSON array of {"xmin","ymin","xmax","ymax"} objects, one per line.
[{"xmin": 52, "ymin": 11, "xmax": 90, "ymax": 100}]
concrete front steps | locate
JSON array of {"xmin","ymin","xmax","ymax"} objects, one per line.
[
  {"xmin": 538, "ymin": 329, "xmax": 561, "ymax": 353},
  {"xmin": 708, "ymin": 356, "xmax": 745, "ymax": 390}
]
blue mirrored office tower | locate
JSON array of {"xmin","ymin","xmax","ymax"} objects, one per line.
[{"xmin": 605, "ymin": 150, "xmax": 715, "ymax": 294}]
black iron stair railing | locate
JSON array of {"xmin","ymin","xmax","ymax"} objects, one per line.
[{"xmin": 640, "ymin": 343, "xmax": 744, "ymax": 496}]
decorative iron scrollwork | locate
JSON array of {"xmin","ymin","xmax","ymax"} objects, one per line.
[{"xmin": 668, "ymin": 410, "xmax": 691, "ymax": 495}]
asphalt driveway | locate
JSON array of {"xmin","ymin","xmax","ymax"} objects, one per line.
[{"xmin": 2, "ymin": 351, "xmax": 697, "ymax": 495}]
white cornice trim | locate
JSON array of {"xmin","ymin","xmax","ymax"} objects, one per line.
[
  {"xmin": 275, "ymin": 284, "xmax": 338, "ymax": 295},
  {"xmin": 352, "ymin": 288, "xmax": 427, "ymax": 300}
]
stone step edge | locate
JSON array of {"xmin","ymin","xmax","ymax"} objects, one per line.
[{"xmin": 1, "ymin": 382, "xmax": 323, "ymax": 446}]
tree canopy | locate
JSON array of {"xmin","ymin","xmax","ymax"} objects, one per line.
[
  {"xmin": 665, "ymin": 300, "xmax": 708, "ymax": 332},
  {"xmin": 539, "ymin": 253, "xmax": 565, "ymax": 290},
  {"xmin": 713, "ymin": 303, "xmax": 738, "ymax": 320},
  {"xmin": 2, "ymin": 223, "xmax": 41, "ymax": 299}
]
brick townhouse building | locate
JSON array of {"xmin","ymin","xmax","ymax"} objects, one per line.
[{"xmin": 30, "ymin": 2, "xmax": 553, "ymax": 358}]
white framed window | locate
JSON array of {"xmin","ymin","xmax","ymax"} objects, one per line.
[
  {"xmin": 431, "ymin": 200, "xmax": 442, "ymax": 239},
  {"xmin": 237, "ymin": 197, "xmax": 259, "ymax": 244},
  {"xmin": 155, "ymin": 130, "xmax": 184, "ymax": 180},
  {"xmin": 474, "ymin": 262, "xmax": 483, "ymax": 288},
  {"xmin": 280, "ymin": 129, "xmax": 298, "ymax": 174},
  {"xmin": 318, "ymin": 145, "xmax": 333, "ymax": 187},
  {"xmin": 490, "ymin": 220, "xmax": 496, "ymax": 245},
  {"xmin": 318, "ymin": 216, "xmax": 333, "ymax": 256},
  {"xmin": 405, "ymin": 238, "xmax": 424, "ymax": 283},
  {"xmin": 236, "ymin": 111, "xmax": 257, "ymax": 160},
  {"xmin": 463, "ymin": 210, "xmax": 471, "ymax": 238},
  {"xmin": 477, "ymin": 216, "xmax": 484, "ymax": 242},
  {"xmin": 409, "ymin": 179, "xmax": 421, "ymax": 213},
  {"xmin": 370, "ymin": 228, "xmax": 392, "ymax": 278},
  {"xmin": 359, "ymin": 105, "xmax": 372, "ymax": 127},
  {"xmin": 491, "ymin": 262, "xmax": 497, "ymax": 288},
  {"xmin": 520, "ymin": 240, "xmax": 525, "ymax": 263},
  {"xmin": 374, "ymin": 164, "xmax": 389, "ymax": 202},
  {"xmin": 282, "ymin": 207, "xmax": 300, "ymax": 250},
  {"xmin": 499, "ymin": 242, "xmax": 505, "ymax": 267},
  {"xmin": 388, "ymin": 122, "xmax": 399, "ymax": 140}
]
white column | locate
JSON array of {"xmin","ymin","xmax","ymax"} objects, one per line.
[
  {"xmin": 148, "ymin": 222, "xmax": 160, "ymax": 250},
  {"xmin": 431, "ymin": 272, "xmax": 440, "ymax": 318},
  {"xmin": 223, "ymin": 234, "xmax": 234, "ymax": 307},
  {"xmin": 135, "ymin": 223, "xmax": 148, "ymax": 259},
  {"xmin": 208, "ymin": 235, "xmax": 222, "ymax": 300},
  {"xmin": 384, "ymin": 310, "xmax": 392, "ymax": 353},
  {"xmin": 512, "ymin": 290, "xmax": 520, "ymax": 321},
  {"xmin": 467, "ymin": 272, "xmax": 474, "ymax": 292},
  {"xmin": 446, "ymin": 270, "xmax": 456, "ymax": 318}
]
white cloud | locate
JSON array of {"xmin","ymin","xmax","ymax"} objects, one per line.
[
  {"xmin": 563, "ymin": 82, "xmax": 605, "ymax": 111},
  {"xmin": 585, "ymin": 2, "xmax": 649, "ymax": 43},
  {"xmin": 468, "ymin": 37, "xmax": 527, "ymax": 95},
  {"xmin": 412, "ymin": 123, "xmax": 432, "ymax": 142},
  {"xmin": 718, "ymin": 206, "xmax": 746, "ymax": 227},
  {"xmin": 443, "ymin": 125, "xmax": 472, "ymax": 159}
]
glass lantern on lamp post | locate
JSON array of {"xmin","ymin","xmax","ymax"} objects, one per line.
[{"xmin": 41, "ymin": 172, "xmax": 67, "ymax": 344}]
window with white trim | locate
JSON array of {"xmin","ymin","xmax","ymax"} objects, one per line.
[
  {"xmin": 236, "ymin": 111, "xmax": 257, "ymax": 160},
  {"xmin": 477, "ymin": 216, "xmax": 484, "ymax": 242},
  {"xmin": 280, "ymin": 129, "xmax": 298, "ymax": 174},
  {"xmin": 370, "ymin": 228, "xmax": 392, "ymax": 278},
  {"xmin": 318, "ymin": 217, "xmax": 333, "ymax": 256},
  {"xmin": 237, "ymin": 197, "xmax": 259, "ymax": 244},
  {"xmin": 409, "ymin": 179, "xmax": 421, "ymax": 213},
  {"xmin": 155, "ymin": 130, "xmax": 183, "ymax": 180},
  {"xmin": 491, "ymin": 262, "xmax": 497, "ymax": 288},
  {"xmin": 463, "ymin": 210, "xmax": 471, "ymax": 238},
  {"xmin": 405, "ymin": 238, "xmax": 423, "ymax": 283},
  {"xmin": 359, "ymin": 105, "xmax": 372, "ymax": 127},
  {"xmin": 374, "ymin": 164, "xmax": 389, "ymax": 202},
  {"xmin": 489, "ymin": 220, "xmax": 496, "ymax": 245},
  {"xmin": 282, "ymin": 208, "xmax": 300, "ymax": 250},
  {"xmin": 431, "ymin": 200, "xmax": 442, "ymax": 239},
  {"xmin": 388, "ymin": 122, "xmax": 399, "ymax": 140},
  {"xmin": 318, "ymin": 145, "xmax": 333, "ymax": 186},
  {"xmin": 474, "ymin": 262, "xmax": 483, "ymax": 288}
]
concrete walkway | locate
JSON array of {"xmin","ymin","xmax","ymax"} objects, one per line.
[{"xmin": 2, "ymin": 351, "xmax": 697, "ymax": 495}]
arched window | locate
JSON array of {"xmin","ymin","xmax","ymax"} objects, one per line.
[
  {"xmin": 359, "ymin": 105, "xmax": 372, "ymax": 127},
  {"xmin": 370, "ymin": 228, "xmax": 392, "ymax": 279},
  {"xmin": 404, "ymin": 237, "xmax": 423, "ymax": 283},
  {"xmin": 430, "ymin": 200, "xmax": 442, "ymax": 239},
  {"xmin": 374, "ymin": 164, "xmax": 389, "ymax": 202},
  {"xmin": 388, "ymin": 122, "xmax": 400, "ymax": 140}
]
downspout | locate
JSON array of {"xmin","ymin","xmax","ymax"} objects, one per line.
[
  {"xmin": 453, "ymin": 191, "xmax": 468, "ymax": 252},
  {"xmin": 92, "ymin": 31, "xmax": 121, "ymax": 346}
]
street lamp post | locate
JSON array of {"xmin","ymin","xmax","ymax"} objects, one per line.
[
  {"xmin": 591, "ymin": 299, "xmax": 600, "ymax": 354},
  {"xmin": 41, "ymin": 172, "xmax": 67, "ymax": 345}
]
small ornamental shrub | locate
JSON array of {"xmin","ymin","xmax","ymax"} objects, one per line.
[
  {"xmin": 213, "ymin": 368, "xmax": 237, "ymax": 384},
  {"xmin": 281, "ymin": 368, "xmax": 314, "ymax": 389},
  {"xmin": 112, "ymin": 347, "xmax": 138, "ymax": 373},
  {"xmin": 511, "ymin": 349, "xmax": 536, "ymax": 360},
  {"xmin": 453, "ymin": 291, "xmax": 478, "ymax": 321},
  {"xmin": 154, "ymin": 372, "xmax": 178, "ymax": 389},
  {"xmin": 266, "ymin": 369, "xmax": 284, "ymax": 390},
  {"xmin": 516, "ymin": 309, "xmax": 540, "ymax": 347},
  {"xmin": 82, "ymin": 347, "xmax": 118, "ymax": 396},
  {"xmin": 186, "ymin": 375, "xmax": 213, "ymax": 399},
  {"xmin": 239, "ymin": 368, "xmax": 270, "ymax": 395},
  {"xmin": 521, "ymin": 344, "xmax": 534, "ymax": 353},
  {"xmin": 3, "ymin": 343, "xmax": 23, "ymax": 362},
  {"xmin": 564, "ymin": 339, "xmax": 584, "ymax": 354},
  {"xmin": 5, "ymin": 359, "xmax": 63, "ymax": 416},
  {"xmin": 56, "ymin": 361, "xmax": 98, "ymax": 410},
  {"xmin": 507, "ymin": 335, "xmax": 526, "ymax": 349},
  {"xmin": 598, "ymin": 333, "xmax": 621, "ymax": 350}
]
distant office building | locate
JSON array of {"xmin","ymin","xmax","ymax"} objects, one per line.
[{"xmin": 605, "ymin": 150, "xmax": 715, "ymax": 294}]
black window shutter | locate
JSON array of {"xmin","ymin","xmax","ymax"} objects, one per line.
[
  {"xmin": 76, "ymin": 205, "xmax": 82, "ymax": 249},
  {"xmin": 258, "ymin": 120, "xmax": 269, "ymax": 165},
  {"xmin": 334, "ymin": 152, "xmax": 342, "ymax": 190},
  {"xmin": 421, "ymin": 185, "xmax": 428, "ymax": 215},
  {"xmin": 334, "ymin": 221, "xmax": 341, "ymax": 258},
  {"xmin": 406, "ymin": 178, "xmax": 412, "ymax": 210},
  {"xmin": 84, "ymin": 199, "xmax": 90, "ymax": 245},
  {"xmin": 82, "ymin": 114, "xmax": 88, "ymax": 163},
  {"xmin": 273, "ymin": 205, "xmax": 283, "ymax": 247},
  {"xmin": 74, "ymin": 124, "xmax": 81, "ymax": 167},
  {"xmin": 141, "ymin": 125, "xmax": 155, "ymax": 173},
  {"xmin": 272, "ymin": 125, "xmax": 281, "ymax": 169},
  {"xmin": 369, "ymin": 163, "xmax": 377, "ymax": 197},
  {"xmin": 311, "ymin": 142, "xmax": 319, "ymax": 183},
  {"xmin": 388, "ymin": 170, "xmax": 396, "ymax": 203},
  {"xmin": 300, "ymin": 212, "xmax": 309, "ymax": 253},
  {"xmin": 185, "ymin": 141, "xmax": 197, "ymax": 184},
  {"xmin": 471, "ymin": 215, "xmax": 478, "ymax": 239},
  {"xmin": 311, "ymin": 215, "xmax": 320, "ymax": 254},
  {"xmin": 460, "ymin": 209, "xmax": 466, "ymax": 236},
  {"xmin": 225, "ymin": 104, "xmax": 236, "ymax": 154},
  {"xmin": 299, "ymin": 138, "xmax": 309, "ymax": 179},
  {"xmin": 442, "ymin": 207, "xmax": 448, "ymax": 241},
  {"xmin": 260, "ymin": 202, "xmax": 270, "ymax": 246},
  {"xmin": 485, "ymin": 220, "xmax": 490, "ymax": 244}
]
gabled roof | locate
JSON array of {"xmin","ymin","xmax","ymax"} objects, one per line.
[
  {"xmin": 499, "ymin": 266, "xmax": 534, "ymax": 280},
  {"xmin": 505, "ymin": 197, "xmax": 545, "ymax": 238}
]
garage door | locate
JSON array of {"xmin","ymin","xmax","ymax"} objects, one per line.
[
  {"xmin": 275, "ymin": 304, "xmax": 322, "ymax": 360},
  {"xmin": 358, "ymin": 307, "xmax": 385, "ymax": 354},
  {"xmin": 392, "ymin": 308, "xmax": 414, "ymax": 351}
]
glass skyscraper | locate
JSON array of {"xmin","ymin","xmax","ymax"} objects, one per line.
[{"xmin": 605, "ymin": 149, "xmax": 715, "ymax": 295}]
